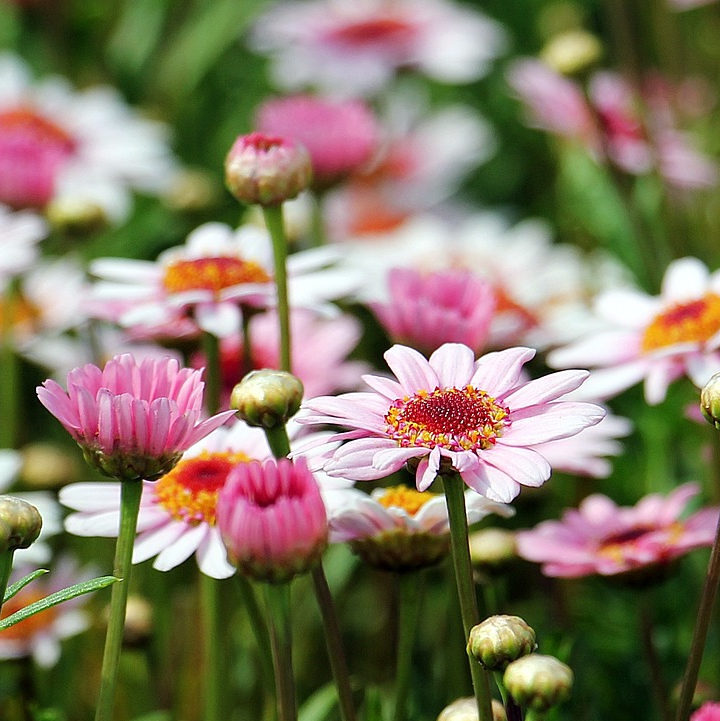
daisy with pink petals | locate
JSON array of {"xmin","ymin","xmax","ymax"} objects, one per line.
[
  {"xmin": 548, "ymin": 257, "xmax": 720, "ymax": 404},
  {"xmin": 516, "ymin": 483, "xmax": 719, "ymax": 578},
  {"xmin": 89, "ymin": 222, "xmax": 359, "ymax": 338},
  {"xmin": 370, "ymin": 267, "xmax": 496, "ymax": 354},
  {"xmin": 299, "ymin": 342, "xmax": 605, "ymax": 503},
  {"xmin": 250, "ymin": 0, "xmax": 505, "ymax": 97},
  {"xmin": 37, "ymin": 353, "xmax": 235, "ymax": 481}
]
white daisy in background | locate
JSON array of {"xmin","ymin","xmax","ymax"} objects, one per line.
[
  {"xmin": 249, "ymin": 0, "xmax": 506, "ymax": 96},
  {"xmin": 0, "ymin": 556, "xmax": 95, "ymax": 667},
  {"xmin": 0, "ymin": 203, "xmax": 47, "ymax": 288},
  {"xmin": 0, "ymin": 52, "xmax": 177, "ymax": 221},
  {"xmin": 60, "ymin": 420, "xmax": 352, "ymax": 579},
  {"xmin": 89, "ymin": 221, "xmax": 361, "ymax": 338},
  {"xmin": 0, "ymin": 449, "xmax": 62, "ymax": 566},
  {"xmin": 548, "ymin": 257, "xmax": 720, "ymax": 404}
]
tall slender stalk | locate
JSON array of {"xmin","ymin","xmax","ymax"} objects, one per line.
[
  {"xmin": 441, "ymin": 472, "xmax": 494, "ymax": 721},
  {"xmin": 0, "ymin": 550, "xmax": 15, "ymax": 612},
  {"xmin": 0, "ymin": 284, "xmax": 19, "ymax": 448},
  {"xmin": 262, "ymin": 205, "xmax": 292, "ymax": 373},
  {"xmin": 94, "ymin": 480, "xmax": 143, "ymax": 721},
  {"xmin": 200, "ymin": 575, "xmax": 223, "ymax": 721},
  {"xmin": 639, "ymin": 595, "xmax": 670, "ymax": 721},
  {"xmin": 265, "ymin": 583, "xmax": 297, "ymax": 721},
  {"xmin": 392, "ymin": 572, "xmax": 424, "ymax": 721}
]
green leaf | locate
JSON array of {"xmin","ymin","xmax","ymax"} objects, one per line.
[
  {"xmin": 3, "ymin": 568, "xmax": 49, "ymax": 603},
  {"xmin": 299, "ymin": 681, "xmax": 340, "ymax": 721},
  {"xmin": 0, "ymin": 575, "xmax": 118, "ymax": 630}
]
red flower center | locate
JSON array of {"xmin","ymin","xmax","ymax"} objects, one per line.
[
  {"xmin": 326, "ymin": 16, "xmax": 417, "ymax": 49},
  {"xmin": 163, "ymin": 257, "xmax": 272, "ymax": 296},
  {"xmin": 0, "ymin": 107, "xmax": 76, "ymax": 208},
  {"xmin": 385, "ymin": 386, "xmax": 510, "ymax": 452},
  {"xmin": 641, "ymin": 294, "xmax": 720, "ymax": 352},
  {"xmin": 155, "ymin": 451, "xmax": 251, "ymax": 524}
]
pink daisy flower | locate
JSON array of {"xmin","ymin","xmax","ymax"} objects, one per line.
[
  {"xmin": 0, "ymin": 53, "xmax": 176, "ymax": 220},
  {"xmin": 60, "ymin": 420, "xmax": 349, "ymax": 579},
  {"xmin": 548, "ymin": 257, "xmax": 720, "ymax": 404},
  {"xmin": 515, "ymin": 483, "xmax": 719, "ymax": 577},
  {"xmin": 298, "ymin": 343, "xmax": 605, "ymax": 502},
  {"xmin": 36, "ymin": 353, "xmax": 235, "ymax": 481},
  {"xmin": 89, "ymin": 222, "xmax": 359, "ymax": 338},
  {"xmin": 250, "ymin": 0, "xmax": 506, "ymax": 97},
  {"xmin": 256, "ymin": 95, "xmax": 379, "ymax": 189},
  {"xmin": 370, "ymin": 267, "xmax": 496, "ymax": 355},
  {"xmin": 693, "ymin": 702, "xmax": 720, "ymax": 721}
]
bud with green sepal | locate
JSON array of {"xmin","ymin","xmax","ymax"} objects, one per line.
[
  {"xmin": 503, "ymin": 654, "xmax": 573, "ymax": 712},
  {"xmin": 468, "ymin": 615, "xmax": 537, "ymax": 671},
  {"xmin": 231, "ymin": 369, "xmax": 304, "ymax": 430}
]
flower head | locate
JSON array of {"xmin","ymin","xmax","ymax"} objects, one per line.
[
  {"xmin": 37, "ymin": 354, "xmax": 235, "ymax": 481},
  {"xmin": 516, "ymin": 483, "xmax": 719, "ymax": 578},
  {"xmin": 503, "ymin": 654, "xmax": 573, "ymax": 711},
  {"xmin": 299, "ymin": 343, "xmax": 604, "ymax": 502},
  {"xmin": 257, "ymin": 95, "xmax": 378, "ymax": 189},
  {"xmin": 548, "ymin": 257, "xmax": 720, "ymax": 404},
  {"xmin": 693, "ymin": 702, "xmax": 720, "ymax": 721},
  {"xmin": 225, "ymin": 132, "xmax": 312, "ymax": 206},
  {"xmin": 217, "ymin": 457, "xmax": 328, "ymax": 582}
]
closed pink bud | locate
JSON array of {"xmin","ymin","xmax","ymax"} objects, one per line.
[{"xmin": 217, "ymin": 457, "xmax": 328, "ymax": 583}]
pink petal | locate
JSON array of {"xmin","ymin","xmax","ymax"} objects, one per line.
[
  {"xmin": 384, "ymin": 345, "xmax": 439, "ymax": 393},
  {"xmin": 500, "ymin": 370, "xmax": 590, "ymax": 408},
  {"xmin": 428, "ymin": 343, "xmax": 476, "ymax": 388},
  {"xmin": 469, "ymin": 347, "xmax": 535, "ymax": 396},
  {"xmin": 502, "ymin": 401, "xmax": 605, "ymax": 445}
]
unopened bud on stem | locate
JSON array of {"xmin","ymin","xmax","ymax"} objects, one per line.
[{"xmin": 0, "ymin": 496, "xmax": 42, "ymax": 553}]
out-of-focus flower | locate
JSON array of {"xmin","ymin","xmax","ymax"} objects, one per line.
[
  {"xmin": 540, "ymin": 30, "xmax": 603, "ymax": 75},
  {"xmin": 0, "ymin": 557, "xmax": 95, "ymax": 667},
  {"xmin": 225, "ymin": 132, "xmax": 312, "ymax": 206},
  {"xmin": 37, "ymin": 353, "xmax": 235, "ymax": 481},
  {"xmin": 508, "ymin": 59, "xmax": 717, "ymax": 189},
  {"xmin": 60, "ymin": 420, "xmax": 349, "ymax": 578},
  {"xmin": 217, "ymin": 457, "xmax": 328, "ymax": 582},
  {"xmin": 328, "ymin": 484, "xmax": 513, "ymax": 570},
  {"xmin": 257, "ymin": 95, "xmax": 379, "ymax": 189},
  {"xmin": 0, "ymin": 204, "xmax": 46, "ymax": 287},
  {"xmin": 469, "ymin": 527, "xmax": 517, "ymax": 571},
  {"xmin": 669, "ymin": 0, "xmax": 717, "ymax": 10},
  {"xmin": 89, "ymin": 222, "xmax": 359, "ymax": 338},
  {"xmin": 370, "ymin": 267, "xmax": 496, "ymax": 354},
  {"xmin": 503, "ymin": 654, "xmax": 573, "ymax": 711},
  {"xmin": 548, "ymin": 257, "xmax": 720, "ymax": 404},
  {"xmin": 250, "ymin": 0, "xmax": 506, "ymax": 97},
  {"xmin": 0, "ymin": 53, "xmax": 177, "ymax": 221},
  {"xmin": 437, "ymin": 697, "xmax": 507, "ymax": 721},
  {"xmin": 515, "ymin": 483, "xmax": 719, "ymax": 577},
  {"xmin": 299, "ymin": 343, "xmax": 604, "ymax": 502},
  {"xmin": 692, "ymin": 702, "xmax": 720, "ymax": 721}
]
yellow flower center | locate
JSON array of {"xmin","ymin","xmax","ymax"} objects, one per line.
[
  {"xmin": 377, "ymin": 485, "xmax": 436, "ymax": 516},
  {"xmin": 155, "ymin": 450, "xmax": 251, "ymax": 525},
  {"xmin": 641, "ymin": 294, "xmax": 720, "ymax": 353},
  {"xmin": 385, "ymin": 386, "xmax": 510, "ymax": 453},
  {"xmin": 597, "ymin": 522, "xmax": 684, "ymax": 562},
  {"xmin": 163, "ymin": 257, "xmax": 272, "ymax": 296},
  {"xmin": 0, "ymin": 588, "xmax": 57, "ymax": 641}
]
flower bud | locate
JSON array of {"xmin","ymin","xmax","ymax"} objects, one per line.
[
  {"xmin": 701, "ymin": 373, "xmax": 720, "ymax": 429},
  {"xmin": 437, "ymin": 697, "xmax": 507, "ymax": 721},
  {"xmin": 469, "ymin": 528, "xmax": 517, "ymax": 572},
  {"xmin": 540, "ymin": 30, "xmax": 602, "ymax": 76},
  {"xmin": 503, "ymin": 654, "xmax": 573, "ymax": 711},
  {"xmin": 230, "ymin": 369, "xmax": 304, "ymax": 429},
  {"xmin": 225, "ymin": 132, "xmax": 312, "ymax": 206},
  {"xmin": 468, "ymin": 615, "xmax": 537, "ymax": 670},
  {"xmin": 0, "ymin": 496, "xmax": 43, "ymax": 553}
]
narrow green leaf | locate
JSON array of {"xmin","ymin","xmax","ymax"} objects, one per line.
[
  {"xmin": 0, "ymin": 575, "xmax": 118, "ymax": 630},
  {"xmin": 299, "ymin": 681, "xmax": 340, "ymax": 721},
  {"xmin": 3, "ymin": 568, "xmax": 49, "ymax": 603}
]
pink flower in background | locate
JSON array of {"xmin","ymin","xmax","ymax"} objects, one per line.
[
  {"xmin": 548, "ymin": 257, "xmax": 720, "ymax": 404},
  {"xmin": 508, "ymin": 59, "xmax": 717, "ymax": 189},
  {"xmin": 0, "ymin": 204, "xmax": 46, "ymax": 287},
  {"xmin": 299, "ymin": 343, "xmax": 604, "ymax": 502},
  {"xmin": 516, "ymin": 483, "xmax": 719, "ymax": 577},
  {"xmin": 0, "ymin": 53, "xmax": 176, "ymax": 220},
  {"xmin": 217, "ymin": 457, "xmax": 328, "ymax": 582},
  {"xmin": 89, "ymin": 222, "xmax": 359, "ymax": 338},
  {"xmin": 371, "ymin": 267, "xmax": 496, "ymax": 354},
  {"xmin": 670, "ymin": 0, "xmax": 717, "ymax": 9},
  {"xmin": 37, "ymin": 353, "xmax": 235, "ymax": 481},
  {"xmin": 250, "ymin": 0, "xmax": 505, "ymax": 96},
  {"xmin": 257, "ymin": 95, "xmax": 379, "ymax": 189},
  {"xmin": 693, "ymin": 702, "xmax": 720, "ymax": 721}
]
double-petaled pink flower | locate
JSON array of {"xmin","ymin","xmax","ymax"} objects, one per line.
[
  {"xmin": 36, "ymin": 354, "xmax": 235, "ymax": 481},
  {"xmin": 299, "ymin": 343, "xmax": 605, "ymax": 503}
]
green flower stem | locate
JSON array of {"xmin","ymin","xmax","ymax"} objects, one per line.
[
  {"xmin": 240, "ymin": 305, "xmax": 259, "ymax": 377},
  {"xmin": 0, "ymin": 283, "xmax": 19, "ymax": 448},
  {"xmin": 265, "ymin": 582, "xmax": 297, "ymax": 721},
  {"xmin": 200, "ymin": 575, "xmax": 223, "ymax": 721},
  {"xmin": 674, "ymin": 508, "xmax": 720, "ymax": 721},
  {"xmin": 311, "ymin": 563, "xmax": 357, "ymax": 721},
  {"xmin": 202, "ymin": 331, "xmax": 222, "ymax": 415},
  {"xmin": 0, "ymin": 549, "xmax": 15, "ymax": 614},
  {"xmin": 639, "ymin": 596, "xmax": 670, "ymax": 721},
  {"xmin": 392, "ymin": 571, "xmax": 424, "ymax": 721},
  {"xmin": 94, "ymin": 479, "xmax": 143, "ymax": 721},
  {"xmin": 262, "ymin": 205, "xmax": 292, "ymax": 373},
  {"xmin": 263, "ymin": 424, "xmax": 292, "ymax": 459},
  {"xmin": 310, "ymin": 191, "xmax": 327, "ymax": 248},
  {"xmin": 441, "ymin": 472, "xmax": 494, "ymax": 721}
]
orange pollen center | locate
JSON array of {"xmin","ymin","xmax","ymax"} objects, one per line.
[
  {"xmin": 163, "ymin": 257, "xmax": 271, "ymax": 296},
  {"xmin": 641, "ymin": 294, "xmax": 720, "ymax": 352},
  {"xmin": 0, "ymin": 108, "xmax": 75, "ymax": 151},
  {"xmin": 385, "ymin": 386, "xmax": 510, "ymax": 452},
  {"xmin": 377, "ymin": 485, "xmax": 435, "ymax": 516},
  {"xmin": 155, "ymin": 451, "xmax": 251, "ymax": 525},
  {"xmin": 0, "ymin": 293, "xmax": 41, "ymax": 330},
  {"xmin": 0, "ymin": 588, "xmax": 57, "ymax": 641},
  {"xmin": 597, "ymin": 522, "xmax": 684, "ymax": 562}
]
